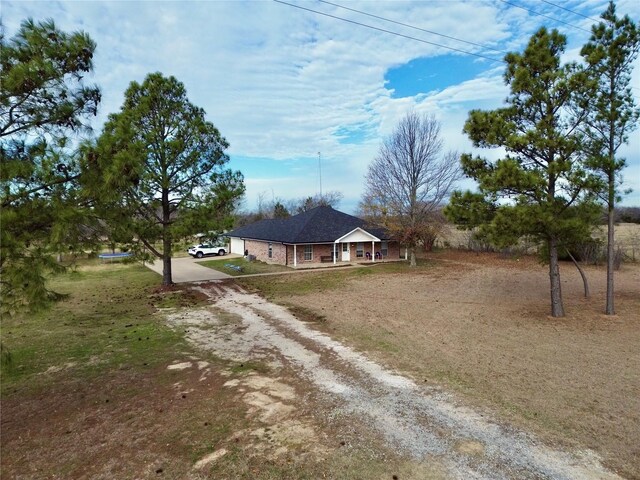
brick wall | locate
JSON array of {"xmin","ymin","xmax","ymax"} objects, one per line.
[
  {"xmin": 287, "ymin": 244, "xmax": 337, "ymax": 265},
  {"xmin": 387, "ymin": 241, "xmax": 401, "ymax": 259},
  {"xmin": 242, "ymin": 239, "xmax": 402, "ymax": 265},
  {"xmin": 243, "ymin": 239, "xmax": 286, "ymax": 264}
]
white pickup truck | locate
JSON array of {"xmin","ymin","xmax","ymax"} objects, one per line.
[{"xmin": 187, "ymin": 243, "xmax": 226, "ymax": 258}]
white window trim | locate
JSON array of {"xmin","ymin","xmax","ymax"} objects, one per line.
[{"xmin": 304, "ymin": 244, "xmax": 313, "ymax": 261}]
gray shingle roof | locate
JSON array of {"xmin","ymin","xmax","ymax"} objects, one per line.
[{"xmin": 227, "ymin": 206, "xmax": 390, "ymax": 244}]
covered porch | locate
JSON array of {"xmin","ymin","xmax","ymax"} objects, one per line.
[{"xmin": 289, "ymin": 227, "xmax": 398, "ymax": 267}]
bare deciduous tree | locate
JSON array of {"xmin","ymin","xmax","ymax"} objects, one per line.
[
  {"xmin": 361, "ymin": 112, "xmax": 461, "ymax": 266},
  {"xmin": 418, "ymin": 208, "xmax": 447, "ymax": 252}
]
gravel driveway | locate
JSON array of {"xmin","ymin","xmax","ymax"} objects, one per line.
[{"xmin": 164, "ymin": 281, "xmax": 621, "ymax": 480}]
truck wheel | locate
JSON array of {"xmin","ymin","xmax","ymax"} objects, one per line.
[
  {"xmin": 196, "ymin": 251, "xmax": 203, "ymax": 258},
  {"xmin": 218, "ymin": 249, "xmax": 225, "ymax": 256}
]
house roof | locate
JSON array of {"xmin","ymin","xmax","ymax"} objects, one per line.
[{"xmin": 227, "ymin": 206, "xmax": 391, "ymax": 244}]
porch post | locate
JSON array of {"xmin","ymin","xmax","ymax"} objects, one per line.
[
  {"xmin": 333, "ymin": 242, "xmax": 337, "ymax": 264},
  {"xmin": 294, "ymin": 244, "xmax": 297, "ymax": 267},
  {"xmin": 371, "ymin": 241, "xmax": 375, "ymax": 262}
]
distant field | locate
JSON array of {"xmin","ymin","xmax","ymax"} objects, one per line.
[
  {"xmin": 439, "ymin": 222, "xmax": 640, "ymax": 259},
  {"xmin": 600, "ymin": 223, "xmax": 640, "ymax": 260}
]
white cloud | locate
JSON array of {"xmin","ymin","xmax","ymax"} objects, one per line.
[{"xmin": 3, "ymin": 0, "xmax": 639, "ymax": 212}]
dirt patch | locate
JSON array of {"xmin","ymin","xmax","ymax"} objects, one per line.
[
  {"xmin": 1, "ymin": 358, "xmax": 234, "ymax": 479},
  {"xmin": 148, "ymin": 284, "xmax": 210, "ymax": 308},
  {"xmin": 1, "ymin": 355, "xmax": 341, "ymax": 479},
  {"xmin": 222, "ymin": 373, "xmax": 329, "ymax": 461},
  {"xmin": 280, "ymin": 250, "xmax": 640, "ymax": 478}
]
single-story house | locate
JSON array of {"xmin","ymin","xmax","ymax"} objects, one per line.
[{"xmin": 226, "ymin": 206, "xmax": 401, "ymax": 267}]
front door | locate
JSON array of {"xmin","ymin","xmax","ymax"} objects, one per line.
[{"xmin": 341, "ymin": 242, "xmax": 350, "ymax": 262}]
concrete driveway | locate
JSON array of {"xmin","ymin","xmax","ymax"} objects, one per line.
[{"xmin": 145, "ymin": 255, "xmax": 236, "ymax": 283}]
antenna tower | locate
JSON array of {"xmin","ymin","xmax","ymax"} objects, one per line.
[{"xmin": 318, "ymin": 151, "xmax": 323, "ymax": 197}]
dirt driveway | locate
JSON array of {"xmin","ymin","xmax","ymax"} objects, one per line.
[{"xmin": 165, "ymin": 279, "xmax": 623, "ymax": 480}]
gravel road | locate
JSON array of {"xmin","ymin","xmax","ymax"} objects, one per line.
[{"xmin": 165, "ymin": 281, "xmax": 621, "ymax": 480}]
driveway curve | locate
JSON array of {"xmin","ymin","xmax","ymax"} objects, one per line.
[{"xmin": 145, "ymin": 256, "xmax": 233, "ymax": 282}]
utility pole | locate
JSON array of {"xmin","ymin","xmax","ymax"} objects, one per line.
[{"xmin": 318, "ymin": 151, "xmax": 323, "ymax": 197}]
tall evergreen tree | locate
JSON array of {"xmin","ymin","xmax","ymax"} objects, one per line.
[
  {"xmin": 1, "ymin": 19, "xmax": 101, "ymax": 313},
  {"xmin": 446, "ymin": 28, "xmax": 600, "ymax": 317},
  {"xmin": 94, "ymin": 73, "xmax": 244, "ymax": 285},
  {"xmin": 272, "ymin": 201, "xmax": 290, "ymax": 219},
  {"xmin": 580, "ymin": 1, "xmax": 640, "ymax": 315}
]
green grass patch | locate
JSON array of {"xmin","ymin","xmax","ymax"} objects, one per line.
[
  {"xmin": 200, "ymin": 257, "xmax": 291, "ymax": 276},
  {"xmin": 0, "ymin": 263, "xmax": 186, "ymax": 391},
  {"xmin": 237, "ymin": 261, "xmax": 426, "ymax": 299},
  {"xmin": 237, "ymin": 267, "xmax": 370, "ymax": 297}
]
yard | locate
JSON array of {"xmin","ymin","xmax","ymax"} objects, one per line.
[
  {"xmin": 239, "ymin": 250, "xmax": 640, "ymax": 479},
  {"xmin": 2, "ymin": 250, "xmax": 638, "ymax": 478}
]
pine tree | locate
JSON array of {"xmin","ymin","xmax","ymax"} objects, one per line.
[
  {"xmin": 446, "ymin": 28, "xmax": 601, "ymax": 317},
  {"xmin": 93, "ymin": 73, "xmax": 244, "ymax": 285},
  {"xmin": 1, "ymin": 19, "xmax": 101, "ymax": 313},
  {"xmin": 580, "ymin": 1, "xmax": 640, "ymax": 315}
]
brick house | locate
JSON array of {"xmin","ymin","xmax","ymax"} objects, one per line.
[{"xmin": 226, "ymin": 206, "xmax": 400, "ymax": 267}]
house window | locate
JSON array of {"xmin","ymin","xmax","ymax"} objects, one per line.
[
  {"xmin": 381, "ymin": 241, "xmax": 388, "ymax": 257},
  {"xmin": 304, "ymin": 245, "xmax": 313, "ymax": 261},
  {"xmin": 268, "ymin": 243, "xmax": 273, "ymax": 258},
  {"xmin": 356, "ymin": 242, "xmax": 364, "ymax": 258}
]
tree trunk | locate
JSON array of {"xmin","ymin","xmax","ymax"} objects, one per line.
[
  {"xmin": 162, "ymin": 234, "xmax": 172, "ymax": 286},
  {"xmin": 409, "ymin": 245, "xmax": 417, "ymax": 267},
  {"xmin": 605, "ymin": 172, "xmax": 615, "ymax": 315},
  {"xmin": 162, "ymin": 187, "xmax": 173, "ymax": 286},
  {"xmin": 548, "ymin": 237, "xmax": 565, "ymax": 317},
  {"xmin": 566, "ymin": 249, "xmax": 589, "ymax": 298}
]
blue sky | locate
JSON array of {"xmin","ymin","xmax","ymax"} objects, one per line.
[{"xmin": 3, "ymin": 0, "xmax": 640, "ymax": 213}]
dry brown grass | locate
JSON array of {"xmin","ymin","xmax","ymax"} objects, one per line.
[{"xmin": 265, "ymin": 251, "xmax": 640, "ymax": 479}]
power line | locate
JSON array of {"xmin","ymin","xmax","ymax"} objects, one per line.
[
  {"xmin": 273, "ymin": 0, "xmax": 506, "ymax": 64},
  {"xmin": 538, "ymin": 0, "xmax": 600, "ymax": 24},
  {"xmin": 497, "ymin": 0, "xmax": 592, "ymax": 33},
  {"xmin": 532, "ymin": 3, "xmax": 637, "ymax": 95},
  {"xmin": 318, "ymin": 0, "xmax": 507, "ymax": 55}
]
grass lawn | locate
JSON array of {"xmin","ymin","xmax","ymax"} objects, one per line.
[
  {"xmin": 236, "ymin": 259, "xmax": 432, "ymax": 297},
  {"xmin": 200, "ymin": 257, "xmax": 291, "ymax": 276},
  {"xmin": 1, "ymin": 263, "xmax": 182, "ymax": 385}
]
